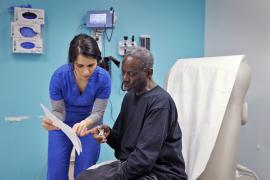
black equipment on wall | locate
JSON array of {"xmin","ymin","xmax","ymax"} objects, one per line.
[{"xmin": 99, "ymin": 56, "xmax": 120, "ymax": 74}]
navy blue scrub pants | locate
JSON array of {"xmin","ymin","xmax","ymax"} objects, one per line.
[{"xmin": 47, "ymin": 130, "xmax": 100, "ymax": 180}]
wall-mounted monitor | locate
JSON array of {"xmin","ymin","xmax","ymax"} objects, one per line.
[{"xmin": 86, "ymin": 10, "xmax": 113, "ymax": 29}]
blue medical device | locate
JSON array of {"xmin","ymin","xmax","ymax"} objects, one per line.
[{"xmin": 86, "ymin": 10, "xmax": 113, "ymax": 29}]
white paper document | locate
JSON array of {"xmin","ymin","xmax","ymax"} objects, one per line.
[{"xmin": 40, "ymin": 103, "xmax": 82, "ymax": 155}]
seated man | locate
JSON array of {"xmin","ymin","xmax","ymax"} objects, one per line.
[{"xmin": 77, "ymin": 47, "xmax": 187, "ymax": 180}]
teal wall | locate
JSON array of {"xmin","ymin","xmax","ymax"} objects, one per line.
[{"xmin": 0, "ymin": 0, "xmax": 205, "ymax": 179}]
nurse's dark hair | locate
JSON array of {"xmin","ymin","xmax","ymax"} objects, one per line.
[{"xmin": 68, "ymin": 34, "xmax": 101, "ymax": 65}]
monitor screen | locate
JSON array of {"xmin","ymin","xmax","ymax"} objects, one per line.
[
  {"xmin": 86, "ymin": 10, "xmax": 113, "ymax": 29},
  {"xmin": 90, "ymin": 13, "xmax": 106, "ymax": 25}
]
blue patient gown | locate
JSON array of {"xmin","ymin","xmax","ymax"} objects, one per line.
[{"xmin": 47, "ymin": 64, "xmax": 111, "ymax": 180}]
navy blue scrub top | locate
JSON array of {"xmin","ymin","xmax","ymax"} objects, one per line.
[{"xmin": 49, "ymin": 64, "xmax": 111, "ymax": 126}]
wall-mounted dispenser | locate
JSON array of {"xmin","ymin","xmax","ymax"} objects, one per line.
[
  {"xmin": 13, "ymin": 37, "xmax": 43, "ymax": 53},
  {"xmin": 11, "ymin": 7, "xmax": 45, "ymax": 54},
  {"xmin": 14, "ymin": 7, "xmax": 45, "ymax": 24},
  {"xmin": 11, "ymin": 21, "xmax": 41, "ymax": 38}
]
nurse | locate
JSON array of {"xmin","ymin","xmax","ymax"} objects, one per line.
[{"xmin": 42, "ymin": 34, "xmax": 111, "ymax": 180}]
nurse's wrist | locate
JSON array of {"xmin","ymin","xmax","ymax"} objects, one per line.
[{"xmin": 84, "ymin": 118, "xmax": 94, "ymax": 129}]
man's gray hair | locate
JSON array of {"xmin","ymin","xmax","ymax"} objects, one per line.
[{"xmin": 125, "ymin": 47, "xmax": 154, "ymax": 69}]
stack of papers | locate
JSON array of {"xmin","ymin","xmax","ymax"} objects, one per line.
[{"xmin": 40, "ymin": 104, "xmax": 82, "ymax": 155}]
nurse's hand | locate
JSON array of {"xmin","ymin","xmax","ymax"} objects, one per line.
[
  {"xmin": 88, "ymin": 124, "xmax": 110, "ymax": 143},
  {"xmin": 73, "ymin": 119, "xmax": 94, "ymax": 136},
  {"xmin": 42, "ymin": 117, "xmax": 60, "ymax": 130}
]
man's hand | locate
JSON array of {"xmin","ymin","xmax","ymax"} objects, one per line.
[
  {"xmin": 42, "ymin": 117, "xmax": 59, "ymax": 130},
  {"xmin": 88, "ymin": 124, "xmax": 110, "ymax": 143},
  {"xmin": 72, "ymin": 119, "xmax": 94, "ymax": 136}
]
